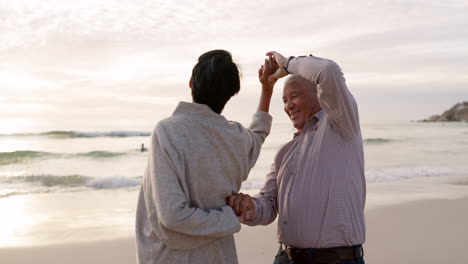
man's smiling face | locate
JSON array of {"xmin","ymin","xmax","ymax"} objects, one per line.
[{"xmin": 282, "ymin": 76, "xmax": 321, "ymax": 131}]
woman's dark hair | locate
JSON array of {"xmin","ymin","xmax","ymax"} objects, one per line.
[{"xmin": 191, "ymin": 50, "xmax": 241, "ymax": 114}]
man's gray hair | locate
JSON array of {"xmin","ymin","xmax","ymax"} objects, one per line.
[{"xmin": 285, "ymin": 74, "xmax": 317, "ymax": 93}]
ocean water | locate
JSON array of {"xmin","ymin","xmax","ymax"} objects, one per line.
[{"xmin": 0, "ymin": 121, "xmax": 467, "ymax": 247}]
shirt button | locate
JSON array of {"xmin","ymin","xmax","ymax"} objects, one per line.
[{"xmin": 283, "ymin": 221, "xmax": 287, "ymax": 225}]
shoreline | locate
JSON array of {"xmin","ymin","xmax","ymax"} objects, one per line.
[{"xmin": 1, "ymin": 195, "xmax": 468, "ymax": 264}]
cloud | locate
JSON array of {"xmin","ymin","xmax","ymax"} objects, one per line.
[{"xmin": 0, "ymin": 0, "xmax": 467, "ymax": 128}]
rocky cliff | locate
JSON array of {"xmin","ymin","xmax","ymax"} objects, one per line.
[{"xmin": 421, "ymin": 101, "xmax": 468, "ymax": 122}]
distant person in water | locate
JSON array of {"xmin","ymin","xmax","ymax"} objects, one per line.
[
  {"xmin": 135, "ymin": 50, "xmax": 278, "ymax": 264},
  {"xmin": 140, "ymin": 144, "xmax": 147, "ymax": 152}
]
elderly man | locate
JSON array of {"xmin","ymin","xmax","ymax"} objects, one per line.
[{"xmin": 228, "ymin": 51, "xmax": 366, "ymax": 264}]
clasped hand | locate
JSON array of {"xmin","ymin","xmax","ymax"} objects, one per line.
[{"xmin": 226, "ymin": 193, "xmax": 255, "ymax": 222}]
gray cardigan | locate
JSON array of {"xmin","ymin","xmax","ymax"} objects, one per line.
[{"xmin": 136, "ymin": 101, "xmax": 272, "ymax": 264}]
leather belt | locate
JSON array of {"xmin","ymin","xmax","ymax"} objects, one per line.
[{"xmin": 281, "ymin": 244, "xmax": 363, "ymax": 264}]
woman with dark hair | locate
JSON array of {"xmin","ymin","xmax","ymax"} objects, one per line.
[{"xmin": 135, "ymin": 50, "xmax": 278, "ymax": 264}]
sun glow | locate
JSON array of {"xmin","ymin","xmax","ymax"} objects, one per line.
[{"xmin": 0, "ymin": 195, "xmax": 41, "ymax": 247}]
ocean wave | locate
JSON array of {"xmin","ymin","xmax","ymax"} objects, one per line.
[
  {"xmin": 0, "ymin": 191, "xmax": 25, "ymax": 198},
  {"xmin": 1, "ymin": 130, "xmax": 151, "ymax": 138},
  {"xmin": 0, "ymin": 175, "xmax": 142, "ymax": 189},
  {"xmin": 0, "ymin": 151, "xmax": 54, "ymax": 165},
  {"xmin": 13, "ymin": 174, "xmax": 91, "ymax": 187},
  {"xmin": 365, "ymin": 166, "xmax": 456, "ymax": 183},
  {"xmin": 240, "ymin": 166, "xmax": 463, "ymax": 191},
  {"xmin": 86, "ymin": 176, "xmax": 141, "ymax": 189},
  {"xmin": 72, "ymin": 131, "xmax": 151, "ymax": 138},
  {"xmin": 74, "ymin": 151, "xmax": 127, "ymax": 158},
  {"xmin": 0, "ymin": 150, "xmax": 128, "ymax": 165},
  {"xmin": 364, "ymin": 138, "xmax": 394, "ymax": 144},
  {"xmin": 41, "ymin": 131, "xmax": 76, "ymax": 138}
]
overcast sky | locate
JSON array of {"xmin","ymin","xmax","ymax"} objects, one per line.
[{"xmin": 1, "ymin": 0, "xmax": 467, "ymax": 132}]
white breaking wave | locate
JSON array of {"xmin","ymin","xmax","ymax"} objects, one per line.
[
  {"xmin": 365, "ymin": 166, "xmax": 458, "ymax": 183},
  {"xmin": 86, "ymin": 176, "xmax": 141, "ymax": 189},
  {"xmin": 0, "ymin": 175, "xmax": 142, "ymax": 196},
  {"xmin": 1, "ymin": 166, "xmax": 465, "ymax": 199},
  {"xmin": 241, "ymin": 166, "xmax": 464, "ymax": 191}
]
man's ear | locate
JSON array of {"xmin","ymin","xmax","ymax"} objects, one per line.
[{"xmin": 189, "ymin": 76, "xmax": 193, "ymax": 89}]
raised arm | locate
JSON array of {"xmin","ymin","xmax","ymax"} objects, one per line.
[
  {"xmin": 237, "ymin": 56, "xmax": 277, "ymax": 172},
  {"xmin": 257, "ymin": 54, "xmax": 278, "ymax": 113},
  {"xmin": 268, "ymin": 51, "xmax": 360, "ymax": 141}
]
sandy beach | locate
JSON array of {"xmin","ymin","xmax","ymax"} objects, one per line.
[{"xmin": 1, "ymin": 196, "xmax": 467, "ymax": 264}]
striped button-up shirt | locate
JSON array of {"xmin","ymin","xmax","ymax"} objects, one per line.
[{"xmin": 245, "ymin": 55, "xmax": 366, "ymax": 249}]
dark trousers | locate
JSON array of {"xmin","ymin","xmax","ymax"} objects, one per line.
[{"xmin": 273, "ymin": 245, "xmax": 365, "ymax": 264}]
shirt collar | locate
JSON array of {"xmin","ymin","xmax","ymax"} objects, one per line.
[
  {"xmin": 173, "ymin": 101, "xmax": 223, "ymax": 119},
  {"xmin": 293, "ymin": 110, "xmax": 325, "ymax": 138},
  {"xmin": 313, "ymin": 110, "xmax": 325, "ymax": 120}
]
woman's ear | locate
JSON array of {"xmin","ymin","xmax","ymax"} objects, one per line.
[{"xmin": 189, "ymin": 76, "xmax": 193, "ymax": 89}]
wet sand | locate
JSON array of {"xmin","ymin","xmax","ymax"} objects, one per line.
[{"xmin": 1, "ymin": 196, "xmax": 468, "ymax": 264}]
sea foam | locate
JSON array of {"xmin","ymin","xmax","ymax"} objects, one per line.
[
  {"xmin": 241, "ymin": 166, "xmax": 464, "ymax": 191},
  {"xmin": 86, "ymin": 176, "xmax": 141, "ymax": 189},
  {"xmin": 365, "ymin": 166, "xmax": 457, "ymax": 183},
  {"xmin": 1, "ymin": 175, "xmax": 141, "ymax": 189}
]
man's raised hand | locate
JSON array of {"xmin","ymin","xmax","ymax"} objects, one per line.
[
  {"xmin": 266, "ymin": 51, "xmax": 289, "ymax": 79},
  {"xmin": 258, "ymin": 55, "xmax": 279, "ymax": 92}
]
